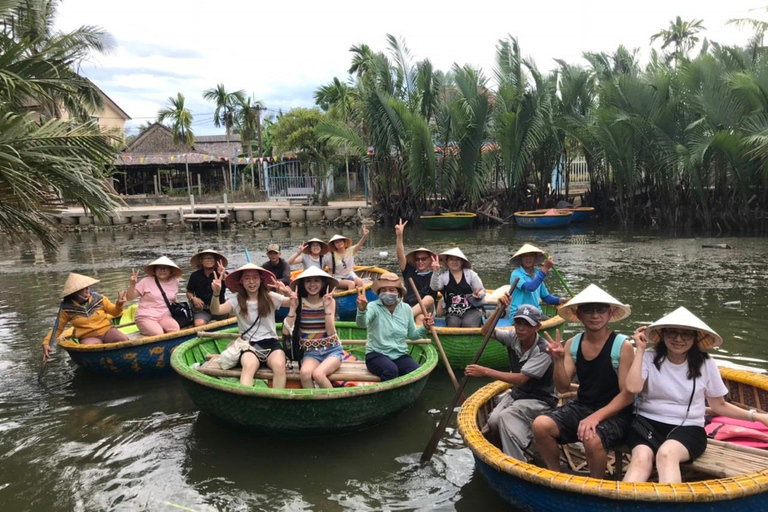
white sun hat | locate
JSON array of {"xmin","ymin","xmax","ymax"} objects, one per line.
[
  {"xmin": 509, "ymin": 243, "xmax": 546, "ymax": 266},
  {"xmin": 405, "ymin": 247, "xmax": 437, "ymax": 268},
  {"xmin": 302, "ymin": 238, "xmax": 329, "ymax": 256},
  {"xmin": 557, "ymin": 284, "xmax": 631, "ymax": 323},
  {"xmin": 438, "ymin": 247, "xmax": 471, "ymax": 269},
  {"xmin": 61, "ymin": 273, "xmax": 100, "ymax": 298},
  {"xmin": 289, "ymin": 266, "xmax": 339, "ymax": 292},
  {"xmin": 145, "ymin": 256, "xmax": 182, "ymax": 278},
  {"xmin": 645, "ymin": 306, "xmax": 723, "ymax": 350},
  {"xmin": 327, "ymin": 234, "xmax": 352, "ymax": 249},
  {"xmin": 189, "ymin": 249, "xmax": 228, "ymax": 268}
]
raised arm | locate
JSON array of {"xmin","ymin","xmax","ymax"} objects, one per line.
[
  {"xmin": 353, "ymin": 225, "xmax": 369, "ymax": 253},
  {"xmin": 126, "ymin": 269, "xmax": 140, "ymax": 301},
  {"xmin": 395, "ymin": 219, "xmax": 407, "ymax": 271},
  {"xmin": 429, "ymin": 255, "xmax": 443, "ymax": 291},
  {"xmin": 286, "ymin": 244, "xmax": 306, "ymax": 266},
  {"xmin": 209, "ymin": 271, "xmax": 233, "ymax": 315},
  {"xmin": 625, "ymin": 326, "xmax": 647, "ymax": 394}
]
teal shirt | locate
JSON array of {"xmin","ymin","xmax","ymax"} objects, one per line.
[{"xmin": 356, "ymin": 300, "xmax": 427, "ymax": 359}]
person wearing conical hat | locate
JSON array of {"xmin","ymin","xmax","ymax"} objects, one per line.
[
  {"xmin": 429, "ymin": 247, "xmax": 486, "ymax": 328},
  {"xmin": 286, "ymin": 238, "xmax": 329, "ymax": 270},
  {"xmin": 532, "ymin": 284, "xmax": 635, "ymax": 479},
  {"xmin": 326, "ymin": 226, "xmax": 369, "ymax": 290},
  {"xmin": 186, "ymin": 249, "xmax": 229, "ymax": 327},
  {"xmin": 623, "ymin": 307, "xmax": 768, "ymax": 484},
  {"xmin": 394, "ymin": 218, "xmax": 438, "ymax": 324},
  {"xmin": 210, "ymin": 263, "xmax": 292, "ymax": 387},
  {"xmin": 509, "ymin": 244, "xmax": 568, "ymax": 317},
  {"xmin": 126, "ymin": 256, "xmax": 184, "ymax": 336},
  {"xmin": 42, "ymin": 273, "xmax": 130, "ymax": 361},
  {"xmin": 356, "ymin": 272, "xmax": 434, "ymax": 381},
  {"xmin": 283, "ymin": 267, "xmax": 341, "ymax": 388}
]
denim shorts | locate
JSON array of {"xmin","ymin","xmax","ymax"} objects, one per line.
[{"xmin": 302, "ymin": 344, "xmax": 344, "ymax": 363}]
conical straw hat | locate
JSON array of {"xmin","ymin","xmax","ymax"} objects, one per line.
[
  {"xmin": 645, "ymin": 306, "xmax": 723, "ymax": 350},
  {"xmin": 61, "ymin": 273, "xmax": 100, "ymax": 298},
  {"xmin": 224, "ymin": 263, "xmax": 277, "ymax": 291},
  {"xmin": 372, "ymin": 272, "xmax": 407, "ymax": 295},
  {"xmin": 405, "ymin": 247, "xmax": 437, "ymax": 268},
  {"xmin": 302, "ymin": 238, "xmax": 329, "ymax": 256},
  {"xmin": 190, "ymin": 249, "xmax": 228, "ymax": 268},
  {"xmin": 144, "ymin": 256, "xmax": 182, "ymax": 279},
  {"xmin": 327, "ymin": 234, "xmax": 352, "ymax": 249},
  {"xmin": 439, "ymin": 247, "xmax": 471, "ymax": 268},
  {"xmin": 557, "ymin": 284, "xmax": 631, "ymax": 323},
  {"xmin": 290, "ymin": 266, "xmax": 338, "ymax": 291},
  {"xmin": 510, "ymin": 243, "xmax": 545, "ymax": 266}
]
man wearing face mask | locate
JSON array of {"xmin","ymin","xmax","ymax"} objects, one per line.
[{"xmin": 356, "ymin": 272, "xmax": 434, "ymax": 381}]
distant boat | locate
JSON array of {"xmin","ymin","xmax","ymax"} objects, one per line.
[
  {"xmin": 420, "ymin": 212, "xmax": 477, "ymax": 230},
  {"xmin": 513, "ymin": 209, "xmax": 573, "ymax": 229},
  {"xmin": 529, "ymin": 207, "xmax": 594, "ymax": 223}
]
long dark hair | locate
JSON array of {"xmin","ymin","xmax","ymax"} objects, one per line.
[
  {"xmin": 232, "ymin": 277, "xmax": 274, "ymax": 321},
  {"xmin": 653, "ymin": 330, "xmax": 709, "ymax": 380}
]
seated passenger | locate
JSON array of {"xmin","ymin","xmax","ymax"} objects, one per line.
[
  {"xmin": 326, "ymin": 226, "xmax": 368, "ymax": 290},
  {"xmin": 261, "ymin": 244, "xmax": 292, "ymax": 286},
  {"xmin": 430, "ymin": 247, "xmax": 486, "ymax": 328},
  {"xmin": 623, "ymin": 307, "xmax": 768, "ymax": 484},
  {"xmin": 127, "ymin": 256, "xmax": 184, "ymax": 336},
  {"xmin": 186, "ymin": 249, "xmax": 229, "ymax": 327},
  {"xmin": 394, "ymin": 218, "xmax": 437, "ymax": 324},
  {"xmin": 532, "ymin": 284, "xmax": 634, "ymax": 478},
  {"xmin": 509, "ymin": 244, "xmax": 568, "ymax": 316},
  {"xmin": 286, "ymin": 238, "xmax": 330, "ymax": 270}
]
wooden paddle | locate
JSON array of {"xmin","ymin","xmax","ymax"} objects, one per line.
[
  {"xmin": 543, "ymin": 252, "xmax": 573, "ymax": 297},
  {"xmin": 38, "ymin": 302, "xmax": 63, "ymax": 384},
  {"xmin": 408, "ymin": 278, "xmax": 462, "ymax": 396},
  {"xmin": 420, "ymin": 277, "xmax": 518, "ymax": 464}
]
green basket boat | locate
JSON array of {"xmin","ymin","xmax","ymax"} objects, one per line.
[
  {"xmin": 420, "ymin": 211, "xmax": 477, "ymax": 230},
  {"xmin": 171, "ymin": 330, "xmax": 438, "ymax": 436}
]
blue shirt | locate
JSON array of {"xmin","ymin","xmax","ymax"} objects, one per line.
[
  {"xmin": 509, "ymin": 266, "xmax": 559, "ymax": 316},
  {"xmin": 356, "ymin": 300, "xmax": 427, "ymax": 359}
]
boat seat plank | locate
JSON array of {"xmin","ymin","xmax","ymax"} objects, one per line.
[{"xmin": 198, "ymin": 357, "xmax": 381, "ymax": 382}]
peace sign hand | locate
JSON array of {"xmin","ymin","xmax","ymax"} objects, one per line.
[
  {"xmin": 116, "ymin": 290, "xmax": 127, "ymax": 306},
  {"xmin": 211, "ymin": 271, "xmax": 223, "ymax": 295},
  {"xmin": 395, "ymin": 218, "xmax": 408, "ymax": 236},
  {"xmin": 431, "ymin": 254, "xmax": 441, "ymax": 272},
  {"xmin": 356, "ymin": 287, "xmax": 368, "ymax": 312},
  {"xmin": 544, "ymin": 329, "xmax": 565, "ymax": 360},
  {"xmin": 322, "ymin": 286, "xmax": 336, "ymax": 310},
  {"xmin": 216, "ymin": 260, "xmax": 227, "ymax": 278},
  {"xmin": 130, "ymin": 269, "xmax": 139, "ymax": 286},
  {"xmin": 288, "ymin": 290, "xmax": 299, "ymax": 310}
]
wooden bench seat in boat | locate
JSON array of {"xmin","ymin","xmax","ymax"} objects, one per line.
[{"xmin": 197, "ymin": 355, "xmax": 381, "ymax": 382}]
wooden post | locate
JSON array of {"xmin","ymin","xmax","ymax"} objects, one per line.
[
  {"xmin": 216, "ymin": 205, "xmax": 221, "ymax": 230},
  {"xmin": 178, "ymin": 207, "xmax": 184, "ymax": 226},
  {"xmin": 153, "ymin": 175, "xmax": 159, "ymax": 196},
  {"xmin": 197, "ymin": 173, "xmax": 202, "ymax": 197},
  {"xmin": 190, "ymin": 194, "xmax": 195, "ymax": 213},
  {"xmin": 223, "ymin": 193, "xmax": 228, "ymax": 217}
]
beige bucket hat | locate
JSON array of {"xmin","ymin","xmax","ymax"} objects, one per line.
[
  {"xmin": 328, "ymin": 234, "xmax": 352, "ymax": 249},
  {"xmin": 510, "ymin": 243, "xmax": 546, "ymax": 266},
  {"xmin": 645, "ymin": 306, "xmax": 723, "ymax": 350},
  {"xmin": 190, "ymin": 249, "xmax": 228, "ymax": 268},
  {"xmin": 439, "ymin": 247, "xmax": 471, "ymax": 269},
  {"xmin": 224, "ymin": 263, "xmax": 277, "ymax": 291},
  {"xmin": 557, "ymin": 284, "xmax": 631, "ymax": 323},
  {"xmin": 372, "ymin": 272, "xmax": 407, "ymax": 295},
  {"xmin": 290, "ymin": 266, "xmax": 339, "ymax": 292},
  {"xmin": 61, "ymin": 273, "xmax": 100, "ymax": 298},
  {"xmin": 405, "ymin": 247, "xmax": 437, "ymax": 268},
  {"xmin": 302, "ymin": 238, "xmax": 329, "ymax": 256},
  {"xmin": 145, "ymin": 256, "xmax": 182, "ymax": 278}
]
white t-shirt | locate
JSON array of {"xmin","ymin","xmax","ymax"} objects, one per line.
[
  {"xmin": 226, "ymin": 292, "xmax": 284, "ymax": 343},
  {"xmin": 636, "ymin": 349, "xmax": 729, "ymax": 427}
]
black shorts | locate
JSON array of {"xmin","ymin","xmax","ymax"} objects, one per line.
[
  {"xmin": 240, "ymin": 337, "xmax": 283, "ymax": 363},
  {"xmin": 627, "ymin": 415, "xmax": 707, "ymax": 460},
  {"xmin": 547, "ymin": 400, "xmax": 630, "ymax": 449}
]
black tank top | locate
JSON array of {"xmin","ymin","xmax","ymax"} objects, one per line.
[
  {"xmin": 444, "ymin": 272, "xmax": 474, "ymax": 316},
  {"xmin": 575, "ymin": 332, "xmax": 620, "ymax": 408}
]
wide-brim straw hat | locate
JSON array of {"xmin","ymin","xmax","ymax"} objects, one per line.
[
  {"xmin": 145, "ymin": 256, "xmax": 182, "ymax": 279},
  {"xmin": 439, "ymin": 247, "xmax": 471, "ymax": 269},
  {"xmin": 557, "ymin": 284, "xmax": 631, "ymax": 323},
  {"xmin": 302, "ymin": 238, "xmax": 329, "ymax": 256},
  {"xmin": 646, "ymin": 306, "xmax": 723, "ymax": 350},
  {"xmin": 510, "ymin": 243, "xmax": 546, "ymax": 266},
  {"xmin": 224, "ymin": 263, "xmax": 277, "ymax": 290},
  {"xmin": 290, "ymin": 266, "xmax": 339, "ymax": 292},
  {"xmin": 405, "ymin": 247, "xmax": 437, "ymax": 268},
  {"xmin": 328, "ymin": 234, "xmax": 352, "ymax": 249},
  {"xmin": 190, "ymin": 249, "xmax": 228, "ymax": 268},
  {"xmin": 372, "ymin": 272, "xmax": 407, "ymax": 295},
  {"xmin": 61, "ymin": 273, "xmax": 100, "ymax": 298}
]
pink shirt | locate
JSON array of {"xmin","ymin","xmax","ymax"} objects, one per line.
[{"xmin": 134, "ymin": 276, "xmax": 179, "ymax": 322}]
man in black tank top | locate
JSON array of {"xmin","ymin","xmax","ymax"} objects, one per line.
[
  {"xmin": 465, "ymin": 302, "xmax": 557, "ymax": 461},
  {"xmin": 532, "ymin": 284, "xmax": 635, "ymax": 478}
]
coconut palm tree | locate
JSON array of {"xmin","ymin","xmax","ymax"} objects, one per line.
[
  {"xmin": 234, "ymin": 95, "xmax": 266, "ymax": 189},
  {"xmin": 158, "ymin": 93, "xmax": 194, "ymax": 192},
  {"xmin": 651, "ymin": 16, "xmax": 706, "ymax": 68},
  {"xmin": 203, "ymin": 84, "xmax": 245, "ymax": 191}
]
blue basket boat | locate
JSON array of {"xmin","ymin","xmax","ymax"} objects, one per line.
[{"xmin": 514, "ymin": 210, "xmax": 573, "ymax": 228}]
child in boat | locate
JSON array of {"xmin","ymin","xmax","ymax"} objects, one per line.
[
  {"xmin": 283, "ymin": 267, "xmax": 341, "ymax": 388},
  {"xmin": 186, "ymin": 249, "xmax": 229, "ymax": 327},
  {"xmin": 394, "ymin": 218, "xmax": 437, "ymax": 324},
  {"xmin": 42, "ymin": 273, "xmax": 128, "ymax": 361},
  {"xmin": 429, "ymin": 247, "xmax": 486, "ymax": 328},
  {"xmin": 356, "ymin": 272, "xmax": 434, "ymax": 381},
  {"xmin": 325, "ymin": 226, "xmax": 369, "ymax": 290},
  {"xmin": 532, "ymin": 284, "xmax": 635, "ymax": 479},
  {"xmin": 127, "ymin": 256, "xmax": 184, "ymax": 336},
  {"xmin": 286, "ymin": 238, "xmax": 330, "ymax": 270},
  {"xmin": 509, "ymin": 244, "xmax": 568, "ymax": 316},
  {"xmin": 623, "ymin": 307, "xmax": 768, "ymax": 484},
  {"xmin": 210, "ymin": 263, "xmax": 292, "ymax": 387}
]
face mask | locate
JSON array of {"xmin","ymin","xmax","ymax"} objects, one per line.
[{"xmin": 379, "ymin": 292, "xmax": 399, "ymax": 306}]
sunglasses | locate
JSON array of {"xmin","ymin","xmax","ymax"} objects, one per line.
[
  {"xmin": 663, "ymin": 329, "xmax": 695, "ymax": 342},
  {"xmin": 577, "ymin": 304, "xmax": 611, "ymax": 315},
  {"xmin": 414, "ymin": 256, "xmax": 430, "ymax": 262}
]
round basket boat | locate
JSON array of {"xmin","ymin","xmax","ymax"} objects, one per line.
[
  {"xmin": 171, "ymin": 332, "xmax": 438, "ymax": 436},
  {"xmin": 458, "ymin": 368, "xmax": 768, "ymax": 512},
  {"xmin": 514, "ymin": 210, "xmax": 573, "ymax": 229}
]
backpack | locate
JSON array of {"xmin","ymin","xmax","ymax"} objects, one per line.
[{"xmin": 569, "ymin": 332, "xmax": 627, "ymax": 373}]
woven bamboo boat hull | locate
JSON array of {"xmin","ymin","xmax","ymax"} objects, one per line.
[
  {"xmin": 419, "ymin": 212, "xmax": 477, "ymax": 230},
  {"xmin": 171, "ymin": 332, "xmax": 438, "ymax": 436},
  {"xmin": 57, "ymin": 317, "xmax": 236, "ymax": 376},
  {"xmin": 459, "ymin": 369, "xmax": 768, "ymax": 511},
  {"xmin": 514, "ymin": 210, "xmax": 573, "ymax": 228},
  {"xmin": 568, "ymin": 207, "xmax": 594, "ymax": 223}
]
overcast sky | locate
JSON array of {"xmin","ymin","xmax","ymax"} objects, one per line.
[{"xmin": 55, "ymin": 0, "xmax": 764, "ymax": 135}]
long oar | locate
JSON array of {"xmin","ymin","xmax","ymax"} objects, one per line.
[
  {"xmin": 244, "ymin": 249, "xmax": 252, "ymax": 263},
  {"xmin": 420, "ymin": 278, "xmax": 518, "ymax": 463},
  {"xmin": 543, "ymin": 252, "xmax": 573, "ymax": 297},
  {"xmin": 408, "ymin": 278, "xmax": 462, "ymax": 397},
  {"xmin": 38, "ymin": 302, "xmax": 63, "ymax": 384}
]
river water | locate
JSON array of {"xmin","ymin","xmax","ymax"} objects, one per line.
[{"xmin": 1, "ymin": 225, "xmax": 767, "ymax": 511}]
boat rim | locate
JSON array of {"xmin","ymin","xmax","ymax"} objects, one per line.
[
  {"xmin": 514, "ymin": 210, "xmax": 574, "ymax": 218},
  {"xmin": 434, "ymin": 315, "xmax": 564, "ymax": 335},
  {"xmin": 171, "ymin": 336, "xmax": 438, "ymax": 401},
  {"xmin": 458, "ymin": 368, "xmax": 768, "ymax": 502},
  {"xmin": 419, "ymin": 212, "xmax": 477, "ymax": 219}
]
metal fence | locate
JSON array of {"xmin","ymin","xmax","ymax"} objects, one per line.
[
  {"xmin": 263, "ymin": 161, "xmax": 317, "ymax": 200},
  {"xmin": 552, "ymin": 157, "xmax": 591, "ymax": 193}
]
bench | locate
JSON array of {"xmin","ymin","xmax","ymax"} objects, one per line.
[
  {"xmin": 197, "ymin": 356, "xmax": 381, "ymax": 382},
  {"xmin": 286, "ymin": 187, "xmax": 315, "ymax": 205}
]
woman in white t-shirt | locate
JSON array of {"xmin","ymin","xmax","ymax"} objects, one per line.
[
  {"xmin": 286, "ymin": 238, "xmax": 329, "ymax": 270},
  {"xmin": 623, "ymin": 307, "xmax": 768, "ymax": 483},
  {"xmin": 209, "ymin": 263, "xmax": 291, "ymax": 387}
]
